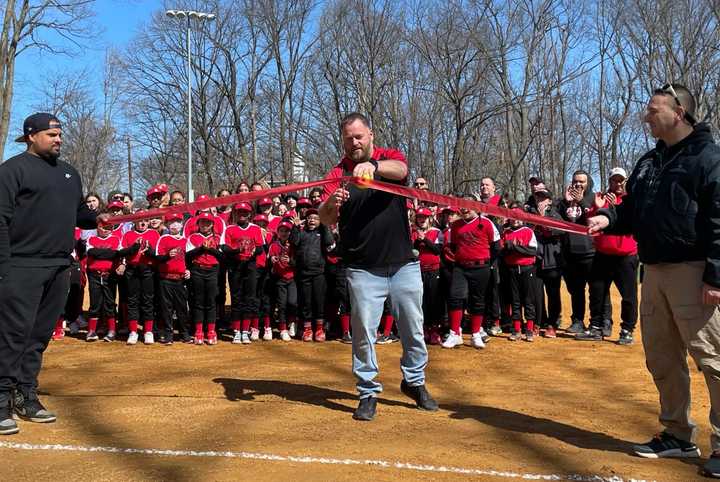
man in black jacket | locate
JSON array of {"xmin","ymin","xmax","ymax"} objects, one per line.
[
  {"xmin": 0, "ymin": 113, "xmax": 100, "ymax": 435},
  {"xmin": 588, "ymin": 84, "xmax": 720, "ymax": 476}
]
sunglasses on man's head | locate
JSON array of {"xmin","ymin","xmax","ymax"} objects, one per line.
[{"xmin": 659, "ymin": 83, "xmax": 697, "ymax": 125}]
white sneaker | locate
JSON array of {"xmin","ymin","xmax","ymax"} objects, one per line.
[
  {"xmin": 241, "ymin": 332, "xmax": 251, "ymax": 344},
  {"xmin": 288, "ymin": 322, "xmax": 296, "ymax": 338},
  {"xmin": 263, "ymin": 327, "xmax": 273, "ymax": 341},
  {"xmin": 127, "ymin": 332, "xmax": 139, "ymax": 345},
  {"xmin": 478, "ymin": 327, "xmax": 490, "ymax": 344},
  {"xmin": 144, "ymin": 332, "xmax": 154, "ymax": 345},
  {"xmin": 280, "ymin": 330, "xmax": 291, "ymax": 341},
  {"xmin": 441, "ymin": 330, "xmax": 463, "ymax": 349},
  {"xmin": 470, "ymin": 332, "xmax": 486, "ymax": 349},
  {"xmin": 250, "ymin": 328, "xmax": 260, "ymax": 341},
  {"xmin": 232, "ymin": 330, "xmax": 243, "ymax": 344}
]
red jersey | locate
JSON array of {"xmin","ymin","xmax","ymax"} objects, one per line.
[
  {"xmin": 502, "ymin": 226, "xmax": 537, "ymax": 266},
  {"xmin": 183, "ymin": 214, "xmax": 226, "ymax": 238},
  {"xmin": 411, "ymin": 226, "xmax": 443, "ymax": 271},
  {"xmin": 156, "ymin": 234, "xmax": 187, "ymax": 277},
  {"xmin": 86, "ymin": 233, "xmax": 121, "ymax": 272},
  {"xmin": 122, "ymin": 229, "xmax": 160, "ymax": 266},
  {"xmin": 267, "ymin": 216, "xmax": 281, "ymax": 234},
  {"xmin": 589, "ymin": 195, "xmax": 638, "ymax": 256},
  {"xmin": 217, "ymin": 210, "xmax": 232, "ymax": 225},
  {"xmin": 448, "ymin": 216, "xmax": 499, "ymax": 265},
  {"xmin": 224, "ymin": 223, "xmax": 265, "ymax": 262},
  {"xmin": 268, "ymin": 240, "xmax": 295, "ymax": 280},
  {"xmin": 255, "ymin": 230, "xmax": 273, "ymax": 269},
  {"xmin": 186, "ymin": 233, "xmax": 222, "ymax": 268}
]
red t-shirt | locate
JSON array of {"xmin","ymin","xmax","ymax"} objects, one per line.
[
  {"xmin": 183, "ymin": 214, "xmax": 226, "ymax": 238},
  {"xmin": 268, "ymin": 240, "xmax": 295, "ymax": 280},
  {"xmin": 224, "ymin": 223, "xmax": 265, "ymax": 262},
  {"xmin": 186, "ymin": 233, "xmax": 221, "ymax": 268},
  {"xmin": 411, "ymin": 226, "xmax": 443, "ymax": 271},
  {"xmin": 86, "ymin": 234, "xmax": 121, "ymax": 272},
  {"xmin": 122, "ymin": 229, "xmax": 161, "ymax": 266},
  {"xmin": 449, "ymin": 216, "xmax": 499, "ymax": 264},
  {"xmin": 502, "ymin": 226, "xmax": 537, "ymax": 266},
  {"xmin": 156, "ymin": 234, "xmax": 187, "ymax": 276}
]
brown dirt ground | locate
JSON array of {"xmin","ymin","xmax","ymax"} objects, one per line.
[{"xmin": 2, "ymin": 287, "xmax": 714, "ymax": 481}]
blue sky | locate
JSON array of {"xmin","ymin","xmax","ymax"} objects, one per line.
[{"xmin": 6, "ymin": 0, "xmax": 160, "ymax": 158}]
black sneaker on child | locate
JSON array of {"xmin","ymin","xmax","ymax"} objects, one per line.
[
  {"xmin": 353, "ymin": 397, "xmax": 377, "ymax": 421},
  {"xmin": 400, "ymin": 380, "xmax": 439, "ymax": 411},
  {"xmin": 633, "ymin": 431, "xmax": 701, "ymax": 458},
  {"xmin": 565, "ymin": 318, "xmax": 586, "ymax": 335},
  {"xmin": 617, "ymin": 329, "xmax": 634, "ymax": 345},
  {"xmin": 12, "ymin": 391, "xmax": 56, "ymax": 423},
  {"xmin": 704, "ymin": 451, "xmax": 720, "ymax": 478},
  {"xmin": 341, "ymin": 332, "xmax": 352, "ymax": 344},
  {"xmin": 575, "ymin": 327, "xmax": 603, "ymax": 341},
  {"xmin": 602, "ymin": 319, "xmax": 613, "ymax": 338},
  {"xmin": 0, "ymin": 403, "xmax": 19, "ymax": 435}
]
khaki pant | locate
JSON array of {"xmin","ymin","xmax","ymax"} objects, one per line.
[{"xmin": 641, "ymin": 262, "xmax": 720, "ymax": 449}]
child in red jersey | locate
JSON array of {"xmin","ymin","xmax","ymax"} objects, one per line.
[
  {"xmin": 120, "ymin": 215, "xmax": 161, "ymax": 345},
  {"xmin": 443, "ymin": 196, "xmax": 500, "ymax": 350},
  {"xmin": 186, "ymin": 212, "xmax": 224, "ymax": 344},
  {"xmin": 502, "ymin": 202, "xmax": 539, "ymax": 342},
  {"xmin": 253, "ymin": 213, "xmax": 274, "ymax": 341},
  {"xmin": 222, "ymin": 203, "xmax": 265, "ymax": 344},
  {"xmin": 85, "ymin": 220, "xmax": 122, "ymax": 342},
  {"xmin": 155, "ymin": 213, "xmax": 191, "ymax": 344},
  {"xmin": 269, "ymin": 221, "xmax": 297, "ymax": 341},
  {"xmin": 411, "ymin": 208, "xmax": 444, "ymax": 344}
]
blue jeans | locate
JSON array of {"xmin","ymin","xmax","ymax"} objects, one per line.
[{"xmin": 346, "ymin": 261, "xmax": 428, "ymax": 399}]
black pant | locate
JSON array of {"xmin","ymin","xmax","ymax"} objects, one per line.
[
  {"xmin": 256, "ymin": 268, "xmax": 272, "ymax": 318},
  {"xmin": 216, "ymin": 261, "xmax": 228, "ymax": 328},
  {"xmin": 87, "ymin": 271, "xmax": 117, "ymax": 319},
  {"xmin": 536, "ymin": 267, "xmax": 562, "ymax": 327},
  {"xmin": 0, "ymin": 265, "xmax": 70, "ymax": 404},
  {"xmin": 326, "ymin": 263, "xmax": 350, "ymax": 315},
  {"xmin": 448, "ymin": 265, "xmax": 491, "ymax": 314},
  {"xmin": 484, "ymin": 261, "xmax": 501, "ymax": 322},
  {"xmin": 229, "ymin": 261, "xmax": 258, "ymax": 320},
  {"xmin": 589, "ymin": 253, "xmax": 639, "ymax": 332},
  {"xmin": 562, "ymin": 254, "xmax": 594, "ymax": 323},
  {"xmin": 274, "ymin": 277, "xmax": 297, "ymax": 322},
  {"xmin": 421, "ymin": 269, "xmax": 442, "ymax": 324},
  {"xmin": 507, "ymin": 264, "xmax": 537, "ymax": 322},
  {"xmin": 126, "ymin": 264, "xmax": 154, "ymax": 322},
  {"xmin": 439, "ymin": 263, "xmax": 453, "ymax": 323},
  {"xmin": 159, "ymin": 278, "xmax": 189, "ymax": 338},
  {"xmin": 190, "ymin": 265, "xmax": 218, "ymax": 324},
  {"xmin": 298, "ymin": 274, "xmax": 326, "ymax": 320},
  {"xmin": 63, "ymin": 260, "xmax": 84, "ymax": 322}
]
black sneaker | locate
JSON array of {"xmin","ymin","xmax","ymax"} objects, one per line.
[
  {"xmin": 565, "ymin": 319, "xmax": 586, "ymax": 334},
  {"xmin": 387, "ymin": 333, "xmax": 400, "ymax": 343},
  {"xmin": 376, "ymin": 334, "xmax": 392, "ymax": 345},
  {"xmin": 341, "ymin": 332, "xmax": 352, "ymax": 344},
  {"xmin": 103, "ymin": 331, "xmax": 116, "ymax": 342},
  {"xmin": 602, "ymin": 319, "xmax": 613, "ymax": 338},
  {"xmin": 0, "ymin": 403, "xmax": 18, "ymax": 435},
  {"xmin": 353, "ymin": 397, "xmax": 377, "ymax": 421},
  {"xmin": 617, "ymin": 329, "xmax": 634, "ymax": 346},
  {"xmin": 575, "ymin": 327, "xmax": 603, "ymax": 341},
  {"xmin": 704, "ymin": 451, "xmax": 720, "ymax": 478},
  {"xmin": 13, "ymin": 391, "xmax": 56, "ymax": 423},
  {"xmin": 400, "ymin": 380, "xmax": 439, "ymax": 411},
  {"xmin": 633, "ymin": 432, "xmax": 701, "ymax": 458}
]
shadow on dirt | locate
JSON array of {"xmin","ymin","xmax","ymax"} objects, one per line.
[{"xmin": 213, "ymin": 378, "xmax": 416, "ymax": 413}]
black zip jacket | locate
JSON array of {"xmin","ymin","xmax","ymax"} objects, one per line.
[
  {"xmin": 602, "ymin": 123, "xmax": 720, "ymax": 286},
  {"xmin": 0, "ymin": 151, "xmax": 97, "ymax": 276},
  {"xmin": 556, "ymin": 179, "xmax": 596, "ymax": 258},
  {"xmin": 290, "ymin": 224, "xmax": 334, "ymax": 277}
]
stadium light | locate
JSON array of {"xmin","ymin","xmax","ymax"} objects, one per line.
[{"xmin": 164, "ymin": 9, "xmax": 216, "ymax": 202}]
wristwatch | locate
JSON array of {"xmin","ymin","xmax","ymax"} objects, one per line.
[{"xmin": 369, "ymin": 159, "xmax": 379, "ymax": 171}]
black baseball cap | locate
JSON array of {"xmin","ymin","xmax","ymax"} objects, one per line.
[{"xmin": 15, "ymin": 113, "xmax": 62, "ymax": 143}]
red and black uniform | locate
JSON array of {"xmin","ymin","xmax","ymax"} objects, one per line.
[
  {"xmin": 501, "ymin": 226, "xmax": 538, "ymax": 335},
  {"xmin": 56, "ymin": 228, "xmax": 86, "ymax": 336},
  {"xmin": 268, "ymin": 239, "xmax": 297, "ymax": 330},
  {"xmin": 120, "ymin": 229, "xmax": 160, "ymax": 335},
  {"xmin": 412, "ymin": 226, "xmax": 444, "ymax": 329},
  {"xmin": 255, "ymin": 228, "xmax": 274, "ymax": 332},
  {"xmin": 155, "ymin": 234, "xmax": 190, "ymax": 341},
  {"xmin": 186, "ymin": 232, "xmax": 223, "ymax": 331},
  {"xmin": 222, "ymin": 222, "xmax": 264, "ymax": 334},
  {"xmin": 447, "ymin": 215, "xmax": 500, "ymax": 334},
  {"xmin": 85, "ymin": 232, "xmax": 121, "ymax": 334},
  {"xmin": 183, "ymin": 214, "xmax": 226, "ymax": 238},
  {"xmin": 588, "ymin": 195, "xmax": 639, "ymax": 333}
]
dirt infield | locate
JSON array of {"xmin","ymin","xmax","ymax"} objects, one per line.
[{"xmin": 2, "ymin": 290, "xmax": 714, "ymax": 481}]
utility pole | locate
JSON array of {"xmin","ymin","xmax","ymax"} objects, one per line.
[{"xmin": 127, "ymin": 135, "xmax": 133, "ymax": 198}]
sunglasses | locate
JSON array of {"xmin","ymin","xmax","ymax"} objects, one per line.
[{"xmin": 659, "ymin": 83, "xmax": 697, "ymax": 125}]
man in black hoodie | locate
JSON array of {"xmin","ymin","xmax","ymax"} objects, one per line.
[
  {"xmin": 0, "ymin": 113, "xmax": 100, "ymax": 435},
  {"xmin": 588, "ymin": 84, "xmax": 720, "ymax": 476}
]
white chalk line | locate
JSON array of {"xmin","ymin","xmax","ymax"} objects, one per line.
[{"xmin": 0, "ymin": 440, "xmax": 657, "ymax": 482}]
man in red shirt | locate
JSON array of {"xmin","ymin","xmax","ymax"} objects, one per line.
[{"xmin": 319, "ymin": 112, "xmax": 437, "ymax": 421}]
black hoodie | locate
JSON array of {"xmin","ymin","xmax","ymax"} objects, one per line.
[
  {"xmin": 556, "ymin": 174, "xmax": 595, "ymax": 258},
  {"xmin": 603, "ymin": 123, "xmax": 720, "ymax": 287}
]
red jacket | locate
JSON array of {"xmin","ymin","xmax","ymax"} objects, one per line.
[{"xmin": 589, "ymin": 195, "xmax": 638, "ymax": 256}]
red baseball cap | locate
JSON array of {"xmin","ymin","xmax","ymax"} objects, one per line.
[
  {"xmin": 297, "ymin": 197, "xmax": 312, "ymax": 208},
  {"xmin": 165, "ymin": 213, "xmax": 184, "ymax": 223},
  {"xmin": 146, "ymin": 183, "xmax": 168, "ymax": 199},
  {"xmin": 107, "ymin": 200, "xmax": 124, "ymax": 210},
  {"xmin": 278, "ymin": 221, "xmax": 293, "ymax": 231},
  {"xmin": 196, "ymin": 211, "xmax": 214, "ymax": 221},
  {"xmin": 253, "ymin": 214, "xmax": 268, "ymax": 224},
  {"xmin": 258, "ymin": 197, "xmax": 273, "ymax": 206},
  {"xmin": 416, "ymin": 208, "xmax": 432, "ymax": 217},
  {"xmin": 233, "ymin": 202, "xmax": 253, "ymax": 213},
  {"xmin": 196, "ymin": 194, "xmax": 211, "ymax": 202},
  {"xmin": 442, "ymin": 206, "xmax": 458, "ymax": 214}
]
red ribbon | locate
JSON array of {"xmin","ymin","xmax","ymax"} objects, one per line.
[{"xmin": 104, "ymin": 176, "xmax": 588, "ymax": 235}]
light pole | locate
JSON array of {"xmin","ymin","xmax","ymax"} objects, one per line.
[{"xmin": 165, "ymin": 9, "xmax": 216, "ymax": 202}]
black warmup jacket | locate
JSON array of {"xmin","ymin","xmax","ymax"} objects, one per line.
[
  {"xmin": 290, "ymin": 224, "xmax": 335, "ymax": 277},
  {"xmin": 0, "ymin": 151, "xmax": 97, "ymax": 275},
  {"xmin": 602, "ymin": 123, "xmax": 720, "ymax": 287}
]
